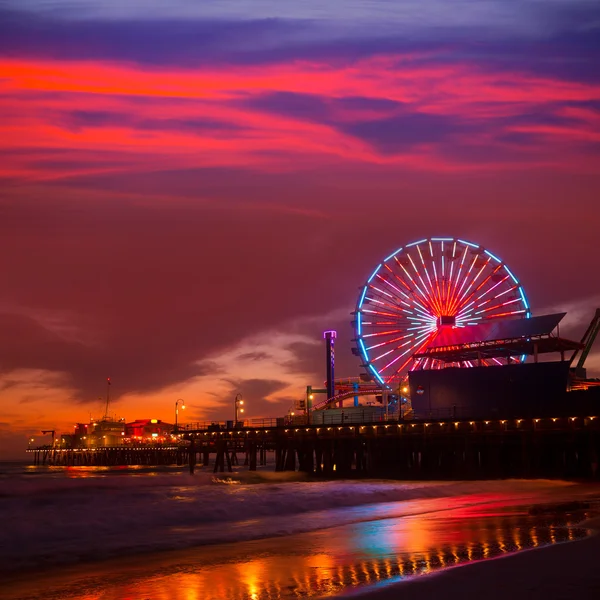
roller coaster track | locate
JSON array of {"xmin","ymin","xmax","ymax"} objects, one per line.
[{"xmin": 312, "ymin": 386, "xmax": 382, "ymax": 411}]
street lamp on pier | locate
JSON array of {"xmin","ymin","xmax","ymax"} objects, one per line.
[
  {"xmin": 235, "ymin": 393, "xmax": 244, "ymax": 424},
  {"xmin": 175, "ymin": 398, "xmax": 185, "ymax": 432}
]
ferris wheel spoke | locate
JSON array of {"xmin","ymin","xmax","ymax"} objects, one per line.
[
  {"xmin": 364, "ymin": 302, "xmax": 404, "ymax": 320},
  {"xmin": 397, "ymin": 262, "xmax": 434, "ymax": 311},
  {"xmin": 445, "ymin": 243, "xmax": 464, "ymax": 311},
  {"xmin": 376, "ymin": 274, "xmax": 410, "ymax": 300},
  {"xmin": 430, "ymin": 254, "xmax": 444, "ymax": 310},
  {"xmin": 369, "ymin": 284, "xmax": 395, "ymax": 300},
  {"xmin": 395, "ymin": 254, "xmax": 434, "ymax": 306},
  {"xmin": 458, "ymin": 263, "xmax": 503, "ymax": 309},
  {"xmin": 374, "ymin": 286, "xmax": 408, "ymax": 309},
  {"xmin": 444, "ymin": 266, "xmax": 458, "ymax": 314},
  {"xmin": 443, "ymin": 241, "xmax": 458, "ymax": 310},
  {"xmin": 367, "ymin": 283, "xmax": 403, "ymax": 303},
  {"xmin": 467, "ymin": 273, "xmax": 510, "ymax": 311},
  {"xmin": 453, "ymin": 256, "xmax": 492, "ymax": 314},
  {"xmin": 407, "ymin": 252, "xmax": 438, "ymax": 314},
  {"xmin": 475, "ymin": 296, "xmax": 522, "ymax": 316},
  {"xmin": 362, "ymin": 310, "xmax": 407, "ymax": 322},
  {"xmin": 379, "ymin": 341, "xmax": 421, "ymax": 373},
  {"xmin": 385, "ymin": 268, "xmax": 425, "ymax": 310},
  {"xmin": 448, "ymin": 252, "xmax": 478, "ymax": 315},
  {"xmin": 495, "ymin": 284, "xmax": 519, "ymax": 299},
  {"xmin": 417, "ymin": 246, "xmax": 443, "ymax": 316},
  {"xmin": 486, "ymin": 308, "xmax": 528, "ymax": 319},
  {"xmin": 388, "ymin": 329, "xmax": 438, "ymax": 378},
  {"xmin": 362, "ymin": 329, "xmax": 404, "ymax": 338},
  {"xmin": 371, "ymin": 346, "xmax": 402, "ymax": 363},
  {"xmin": 411, "ymin": 302, "xmax": 437, "ymax": 321},
  {"xmin": 365, "ymin": 294, "xmax": 405, "ymax": 316},
  {"xmin": 371, "ymin": 337, "xmax": 417, "ymax": 363},
  {"xmin": 366, "ymin": 333, "xmax": 415, "ymax": 350}
]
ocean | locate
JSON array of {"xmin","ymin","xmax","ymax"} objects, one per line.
[{"xmin": 1, "ymin": 461, "xmax": 598, "ymax": 599}]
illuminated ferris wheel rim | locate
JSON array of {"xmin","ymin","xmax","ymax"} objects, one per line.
[{"xmin": 354, "ymin": 237, "xmax": 531, "ymax": 387}]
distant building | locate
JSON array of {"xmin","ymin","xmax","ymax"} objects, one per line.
[
  {"xmin": 91, "ymin": 418, "xmax": 127, "ymax": 446},
  {"xmin": 126, "ymin": 419, "xmax": 173, "ymax": 443},
  {"xmin": 65, "ymin": 418, "xmax": 126, "ymax": 448},
  {"xmin": 60, "ymin": 418, "xmax": 175, "ymax": 449}
]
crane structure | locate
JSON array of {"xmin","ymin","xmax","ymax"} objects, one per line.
[
  {"xmin": 569, "ymin": 309, "xmax": 600, "ymax": 389},
  {"xmin": 41, "ymin": 429, "xmax": 56, "ymax": 446}
]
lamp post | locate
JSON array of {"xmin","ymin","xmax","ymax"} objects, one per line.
[
  {"xmin": 175, "ymin": 398, "xmax": 185, "ymax": 432},
  {"xmin": 235, "ymin": 393, "xmax": 244, "ymax": 424}
]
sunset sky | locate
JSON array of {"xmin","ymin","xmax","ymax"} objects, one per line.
[{"xmin": 1, "ymin": 1, "xmax": 599, "ymax": 458}]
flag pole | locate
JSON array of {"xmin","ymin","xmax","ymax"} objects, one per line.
[{"xmin": 104, "ymin": 377, "xmax": 111, "ymax": 420}]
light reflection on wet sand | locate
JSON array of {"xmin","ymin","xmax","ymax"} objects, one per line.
[{"xmin": 3, "ymin": 504, "xmax": 592, "ymax": 600}]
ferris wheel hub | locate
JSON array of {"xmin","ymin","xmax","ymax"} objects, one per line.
[{"xmin": 438, "ymin": 316, "xmax": 456, "ymax": 327}]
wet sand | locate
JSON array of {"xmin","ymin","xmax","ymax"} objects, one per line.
[
  {"xmin": 349, "ymin": 517, "xmax": 600, "ymax": 600},
  {"xmin": 3, "ymin": 492, "xmax": 598, "ymax": 600}
]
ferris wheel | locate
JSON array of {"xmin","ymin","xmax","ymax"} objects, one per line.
[{"xmin": 354, "ymin": 237, "xmax": 531, "ymax": 386}]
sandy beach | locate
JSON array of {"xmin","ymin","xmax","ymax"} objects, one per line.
[{"xmin": 348, "ymin": 517, "xmax": 600, "ymax": 600}]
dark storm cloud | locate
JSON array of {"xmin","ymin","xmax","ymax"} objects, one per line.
[
  {"xmin": 63, "ymin": 111, "xmax": 117, "ymax": 128},
  {"xmin": 241, "ymin": 92, "xmax": 333, "ymax": 124},
  {"xmin": 282, "ymin": 324, "xmax": 361, "ymax": 384},
  {"xmin": 0, "ymin": 9, "xmax": 308, "ymax": 67},
  {"xmin": 237, "ymin": 91, "xmax": 471, "ymax": 154},
  {"xmin": 237, "ymin": 352, "xmax": 273, "ymax": 362},
  {"xmin": 213, "ymin": 378, "xmax": 292, "ymax": 417},
  {"xmin": 335, "ymin": 97, "xmax": 403, "ymax": 112},
  {"xmin": 60, "ymin": 110, "xmax": 245, "ymax": 135},
  {"xmin": 225, "ymin": 378, "xmax": 289, "ymax": 398},
  {"xmin": 239, "ymin": 92, "xmax": 403, "ymax": 124},
  {"xmin": 444, "ymin": 104, "xmax": 600, "ymax": 161},
  {"xmin": 0, "ymin": 313, "xmax": 93, "ymax": 375},
  {"xmin": 237, "ymin": 92, "xmax": 599, "ymax": 156},
  {"xmin": 0, "ymin": 197, "xmax": 348, "ymax": 402},
  {"xmin": 341, "ymin": 102, "xmax": 598, "ymax": 156},
  {"xmin": 2, "ymin": 5, "xmax": 599, "ymax": 83},
  {"xmin": 342, "ymin": 113, "xmax": 470, "ymax": 153},
  {"xmin": 503, "ymin": 110, "xmax": 584, "ymax": 129},
  {"xmin": 281, "ymin": 342, "xmax": 324, "ymax": 376},
  {"xmin": 0, "ymin": 311, "xmax": 213, "ymax": 402},
  {"xmin": 433, "ymin": 33, "xmax": 600, "ymax": 84}
]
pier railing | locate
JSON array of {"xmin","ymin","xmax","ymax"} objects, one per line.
[
  {"xmin": 178, "ymin": 410, "xmax": 418, "ymax": 432},
  {"xmin": 181, "ymin": 418, "xmax": 281, "ymax": 431}
]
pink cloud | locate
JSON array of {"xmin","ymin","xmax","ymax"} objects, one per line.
[{"xmin": 0, "ymin": 56, "xmax": 599, "ymax": 183}]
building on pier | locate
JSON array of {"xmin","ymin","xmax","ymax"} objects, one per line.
[
  {"xmin": 58, "ymin": 417, "xmax": 174, "ymax": 449},
  {"xmin": 408, "ymin": 312, "xmax": 587, "ymax": 419}
]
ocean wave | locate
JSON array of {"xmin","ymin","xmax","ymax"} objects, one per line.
[{"xmin": 0, "ymin": 469, "xmax": 581, "ymax": 574}]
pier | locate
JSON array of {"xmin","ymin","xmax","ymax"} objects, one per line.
[
  {"xmin": 182, "ymin": 415, "xmax": 600, "ymax": 479},
  {"xmin": 27, "ymin": 414, "xmax": 600, "ymax": 480},
  {"xmin": 28, "ymin": 445, "xmax": 184, "ymax": 467}
]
